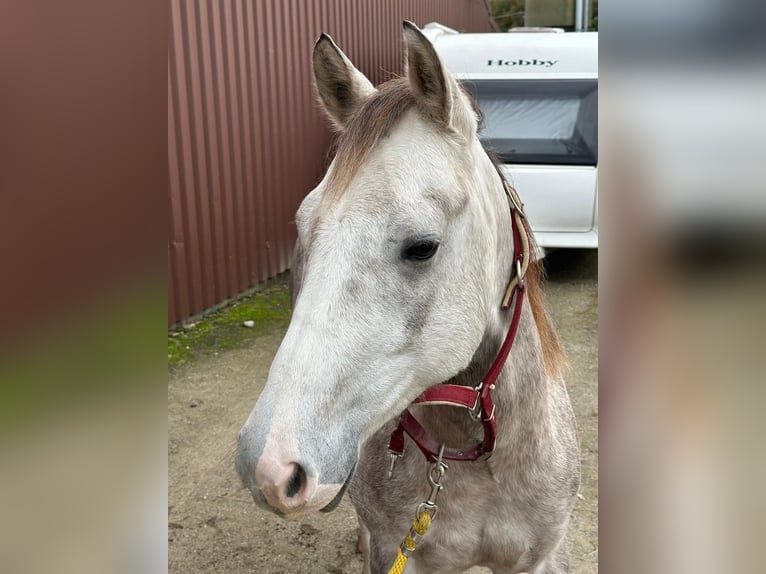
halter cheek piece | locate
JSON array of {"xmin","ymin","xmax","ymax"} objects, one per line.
[{"xmin": 387, "ymin": 182, "xmax": 530, "ymax": 470}]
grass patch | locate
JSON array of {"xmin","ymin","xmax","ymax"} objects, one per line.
[
  {"xmin": 168, "ymin": 274, "xmax": 292, "ymax": 367},
  {"xmin": 0, "ymin": 284, "xmax": 165, "ymax": 432}
]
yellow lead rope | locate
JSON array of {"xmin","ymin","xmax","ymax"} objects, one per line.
[
  {"xmin": 387, "ymin": 444, "xmax": 446, "ymax": 573},
  {"xmin": 387, "ymin": 550, "xmax": 408, "ymax": 574},
  {"xmin": 387, "ymin": 511, "xmax": 433, "ymax": 574}
]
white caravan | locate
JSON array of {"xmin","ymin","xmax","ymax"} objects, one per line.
[{"xmin": 423, "ymin": 24, "xmax": 598, "ymax": 250}]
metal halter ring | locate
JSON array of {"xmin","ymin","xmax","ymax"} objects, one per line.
[
  {"xmin": 417, "ymin": 443, "xmax": 448, "ymax": 519},
  {"xmin": 416, "ymin": 501, "xmax": 438, "ymax": 520},
  {"xmin": 428, "ymin": 461, "xmax": 446, "ymax": 487},
  {"xmin": 514, "ymin": 259, "xmax": 524, "ymax": 290}
]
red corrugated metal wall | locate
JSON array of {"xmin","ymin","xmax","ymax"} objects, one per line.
[{"xmin": 168, "ymin": 0, "xmax": 496, "ymax": 326}]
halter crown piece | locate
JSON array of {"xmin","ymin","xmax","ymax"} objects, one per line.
[{"xmin": 386, "ymin": 180, "xmax": 530, "ymax": 470}]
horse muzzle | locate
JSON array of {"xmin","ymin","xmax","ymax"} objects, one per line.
[{"xmin": 235, "ymin": 423, "xmax": 354, "ymax": 516}]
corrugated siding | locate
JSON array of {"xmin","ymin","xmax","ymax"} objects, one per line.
[{"xmin": 168, "ymin": 0, "xmax": 496, "ymax": 326}]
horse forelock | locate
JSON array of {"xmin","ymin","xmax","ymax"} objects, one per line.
[
  {"xmin": 322, "ymin": 76, "xmax": 489, "ymax": 205},
  {"xmin": 323, "ymin": 77, "xmax": 415, "ymax": 199},
  {"xmin": 321, "ymin": 75, "xmax": 482, "ymax": 204}
]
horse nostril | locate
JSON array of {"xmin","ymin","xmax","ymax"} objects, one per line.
[{"xmin": 286, "ymin": 463, "xmax": 306, "ymax": 498}]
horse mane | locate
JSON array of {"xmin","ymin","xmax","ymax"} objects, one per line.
[
  {"xmin": 473, "ymin": 94, "xmax": 567, "ymax": 380},
  {"xmin": 488, "ymin": 155, "xmax": 568, "ymax": 379},
  {"xmin": 325, "ymin": 76, "xmax": 567, "ymax": 378},
  {"xmin": 519, "ymin": 227, "xmax": 568, "ymax": 379}
]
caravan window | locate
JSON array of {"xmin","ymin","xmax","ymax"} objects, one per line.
[{"xmin": 464, "ymin": 79, "xmax": 598, "ymax": 166}]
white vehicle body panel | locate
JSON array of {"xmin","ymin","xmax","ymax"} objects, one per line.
[{"xmin": 500, "ymin": 164, "xmax": 597, "ymax": 232}]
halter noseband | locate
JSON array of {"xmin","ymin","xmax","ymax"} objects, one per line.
[{"xmin": 387, "ymin": 181, "xmax": 530, "ymax": 467}]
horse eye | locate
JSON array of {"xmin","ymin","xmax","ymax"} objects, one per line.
[{"xmin": 402, "ymin": 239, "xmax": 440, "ymax": 261}]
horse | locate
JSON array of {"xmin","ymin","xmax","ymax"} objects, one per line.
[{"xmin": 235, "ymin": 22, "xmax": 580, "ymax": 574}]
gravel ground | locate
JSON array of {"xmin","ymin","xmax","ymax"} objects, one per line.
[{"xmin": 168, "ymin": 249, "xmax": 597, "ymax": 573}]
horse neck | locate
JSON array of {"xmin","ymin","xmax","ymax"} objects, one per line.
[
  {"xmin": 414, "ymin": 304, "xmax": 551, "ymax": 452},
  {"xmin": 414, "ymin": 160, "xmax": 552, "ymax": 457}
]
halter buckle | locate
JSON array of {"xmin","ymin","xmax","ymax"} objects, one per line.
[
  {"xmin": 514, "ymin": 259, "xmax": 524, "ymax": 290},
  {"xmin": 482, "ymin": 403, "xmax": 496, "ymax": 422},
  {"xmin": 469, "ymin": 383, "xmax": 483, "ymax": 421},
  {"xmin": 475, "ymin": 449, "xmax": 494, "ymax": 461},
  {"xmin": 387, "ymin": 449, "xmax": 402, "ymax": 479}
]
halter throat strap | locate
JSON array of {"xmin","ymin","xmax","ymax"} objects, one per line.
[{"xmin": 387, "ymin": 183, "xmax": 529, "ymax": 463}]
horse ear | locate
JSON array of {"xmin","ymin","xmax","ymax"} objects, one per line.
[
  {"xmin": 312, "ymin": 34, "xmax": 375, "ymax": 129},
  {"xmin": 402, "ymin": 21, "xmax": 476, "ymax": 138}
]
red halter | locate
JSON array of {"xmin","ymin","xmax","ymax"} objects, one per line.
[{"xmin": 387, "ymin": 185, "xmax": 529, "ymax": 465}]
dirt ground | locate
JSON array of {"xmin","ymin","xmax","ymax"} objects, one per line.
[{"xmin": 168, "ymin": 249, "xmax": 598, "ymax": 573}]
